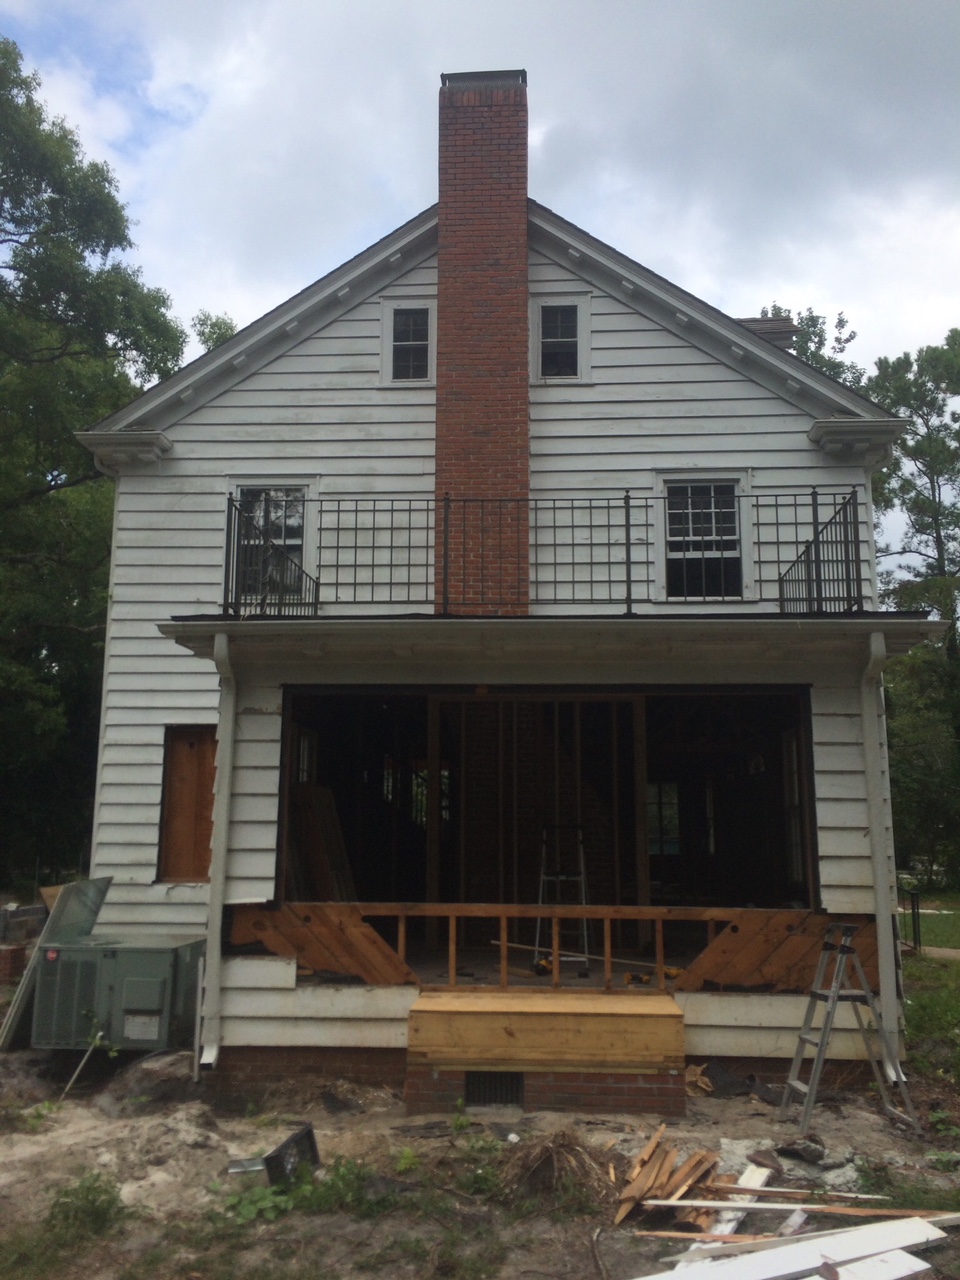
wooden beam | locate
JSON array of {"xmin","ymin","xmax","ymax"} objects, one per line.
[{"xmin": 425, "ymin": 696, "xmax": 441, "ymax": 951}]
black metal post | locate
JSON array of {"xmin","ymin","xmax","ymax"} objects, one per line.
[
  {"xmin": 910, "ymin": 889, "xmax": 922, "ymax": 952},
  {"xmin": 222, "ymin": 497, "xmax": 235, "ymax": 615},
  {"xmin": 442, "ymin": 494, "xmax": 451, "ymax": 615},
  {"xmin": 623, "ymin": 490, "xmax": 634, "ymax": 615},
  {"xmin": 848, "ymin": 487, "xmax": 862, "ymax": 611},
  {"xmin": 811, "ymin": 488, "xmax": 822, "ymax": 612}
]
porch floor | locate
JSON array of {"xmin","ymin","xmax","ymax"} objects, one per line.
[{"xmin": 404, "ymin": 944, "xmax": 693, "ymax": 990}]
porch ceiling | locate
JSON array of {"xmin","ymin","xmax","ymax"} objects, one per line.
[{"xmin": 159, "ymin": 614, "xmax": 942, "ymax": 682}]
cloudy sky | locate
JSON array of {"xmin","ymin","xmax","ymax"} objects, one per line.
[{"xmin": 4, "ymin": 0, "xmax": 958, "ymax": 369}]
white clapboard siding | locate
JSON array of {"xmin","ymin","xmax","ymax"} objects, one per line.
[
  {"xmin": 528, "ymin": 251, "xmax": 869, "ymax": 510},
  {"xmin": 224, "ymin": 680, "xmax": 283, "ymax": 904},
  {"xmin": 676, "ymin": 993, "xmax": 872, "ymax": 1060},
  {"xmin": 95, "ymin": 887, "xmax": 209, "ymax": 933},
  {"xmin": 90, "ymin": 476, "xmax": 225, "ymax": 916},
  {"xmin": 219, "ymin": 977, "xmax": 420, "ymax": 1049},
  {"xmin": 811, "ymin": 681, "xmax": 876, "ymax": 913}
]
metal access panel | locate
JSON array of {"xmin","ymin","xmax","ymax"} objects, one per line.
[{"xmin": 32, "ymin": 934, "xmax": 205, "ymax": 1051}]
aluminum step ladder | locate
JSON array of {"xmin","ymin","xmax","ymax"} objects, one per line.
[
  {"xmin": 533, "ymin": 825, "xmax": 590, "ymax": 973},
  {"xmin": 778, "ymin": 922, "xmax": 919, "ymax": 1136}
]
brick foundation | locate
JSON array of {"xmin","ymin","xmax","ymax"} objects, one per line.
[
  {"xmin": 213, "ymin": 1046, "xmax": 407, "ymax": 1096},
  {"xmin": 0, "ymin": 944, "xmax": 26, "ymax": 984},
  {"xmin": 404, "ymin": 1064, "xmax": 686, "ymax": 1117}
]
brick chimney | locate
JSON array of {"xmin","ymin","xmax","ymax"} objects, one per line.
[{"xmin": 435, "ymin": 70, "xmax": 530, "ymax": 615}]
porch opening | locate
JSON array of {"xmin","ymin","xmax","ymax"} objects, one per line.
[{"xmin": 260, "ymin": 686, "xmax": 820, "ymax": 987}]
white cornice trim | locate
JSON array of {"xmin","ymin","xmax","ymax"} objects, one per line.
[
  {"xmin": 80, "ymin": 206, "xmax": 439, "ymax": 439},
  {"xmin": 78, "ymin": 430, "xmax": 172, "ymax": 474},
  {"xmin": 808, "ymin": 418, "xmax": 904, "ymax": 469},
  {"xmin": 527, "ymin": 205, "xmax": 899, "ymax": 425}
]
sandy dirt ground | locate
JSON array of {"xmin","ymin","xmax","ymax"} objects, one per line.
[{"xmin": 3, "ymin": 1044, "xmax": 960, "ymax": 1278}]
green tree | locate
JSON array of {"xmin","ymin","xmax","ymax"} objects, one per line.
[
  {"xmin": 868, "ymin": 330, "xmax": 960, "ymax": 619},
  {"xmin": 0, "ymin": 38, "xmax": 186, "ymax": 890},
  {"xmin": 885, "ymin": 644, "xmax": 960, "ymax": 886},
  {"xmin": 761, "ymin": 303, "xmax": 866, "ymax": 388},
  {"xmin": 192, "ymin": 309, "xmax": 237, "ymax": 351},
  {"xmin": 867, "ymin": 331, "xmax": 960, "ymax": 884}
]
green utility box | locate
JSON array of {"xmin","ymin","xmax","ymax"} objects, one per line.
[{"xmin": 32, "ymin": 934, "xmax": 205, "ymax": 1051}]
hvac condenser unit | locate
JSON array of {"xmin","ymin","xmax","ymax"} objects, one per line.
[{"xmin": 32, "ymin": 934, "xmax": 205, "ymax": 1052}]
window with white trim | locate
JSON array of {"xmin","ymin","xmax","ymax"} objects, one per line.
[
  {"xmin": 531, "ymin": 295, "xmax": 591, "ymax": 382},
  {"xmin": 392, "ymin": 307, "xmax": 429, "ymax": 380},
  {"xmin": 540, "ymin": 304, "xmax": 578, "ymax": 377},
  {"xmin": 380, "ymin": 300, "xmax": 436, "ymax": 384},
  {"xmin": 665, "ymin": 481, "xmax": 742, "ymax": 599}
]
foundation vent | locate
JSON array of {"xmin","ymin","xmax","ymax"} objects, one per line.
[{"xmin": 464, "ymin": 1070, "xmax": 525, "ymax": 1107}]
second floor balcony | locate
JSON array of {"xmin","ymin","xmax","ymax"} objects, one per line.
[{"xmin": 222, "ymin": 486, "xmax": 867, "ymax": 620}]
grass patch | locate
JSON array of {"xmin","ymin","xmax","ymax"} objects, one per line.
[
  {"xmin": 857, "ymin": 1160, "xmax": 960, "ymax": 1213},
  {"xmin": 902, "ymin": 953, "xmax": 960, "ymax": 1084},
  {"xmin": 0, "ymin": 1171, "xmax": 126, "ymax": 1280}
]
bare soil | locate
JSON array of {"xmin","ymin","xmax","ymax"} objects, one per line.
[{"xmin": 3, "ymin": 1041, "xmax": 960, "ymax": 1279}]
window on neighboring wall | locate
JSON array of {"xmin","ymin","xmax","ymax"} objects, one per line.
[
  {"xmin": 665, "ymin": 481, "xmax": 743, "ymax": 599},
  {"xmin": 647, "ymin": 781, "xmax": 680, "ymax": 856},
  {"xmin": 539, "ymin": 304, "xmax": 579, "ymax": 378},
  {"xmin": 392, "ymin": 307, "xmax": 430, "ymax": 380},
  {"xmin": 158, "ymin": 726, "xmax": 217, "ymax": 882},
  {"xmin": 238, "ymin": 486, "xmax": 306, "ymax": 603}
]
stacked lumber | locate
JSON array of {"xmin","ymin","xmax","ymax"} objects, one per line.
[{"xmin": 614, "ymin": 1124, "xmax": 719, "ymax": 1226}]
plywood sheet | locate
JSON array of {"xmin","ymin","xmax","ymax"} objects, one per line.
[
  {"xmin": 673, "ymin": 912, "xmax": 878, "ymax": 994},
  {"xmin": 407, "ymin": 989, "xmax": 684, "ymax": 1069},
  {"xmin": 230, "ymin": 903, "xmax": 416, "ymax": 985}
]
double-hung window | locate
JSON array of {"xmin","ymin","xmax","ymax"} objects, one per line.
[
  {"xmin": 392, "ymin": 307, "xmax": 430, "ymax": 380},
  {"xmin": 238, "ymin": 486, "xmax": 306, "ymax": 604},
  {"xmin": 665, "ymin": 481, "xmax": 742, "ymax": 599},
  {"xmin": 532, "ymin": 295, "xmax": 591, "ymax": 382},
  {"xmin": 540, "ymin": 304, "xmax": 579, "ymax": 377}
]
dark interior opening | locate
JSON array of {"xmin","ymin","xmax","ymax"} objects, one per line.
[{"xmin": 280, "ymin": 687, "xmax": 815, "ymax": 920}]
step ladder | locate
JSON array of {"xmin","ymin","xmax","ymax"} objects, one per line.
[
  {"xmin": 778, "ymin": 922, "xmax": 919, "ymax": 1137},
  {"xmin": 533, "ymin": 825, "xmax": 590, "ymax": 973}
]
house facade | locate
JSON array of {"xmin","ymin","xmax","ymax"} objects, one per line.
[{"xmin": 80, "ymin": 71, "xmax": 934, "ymax": 1113}]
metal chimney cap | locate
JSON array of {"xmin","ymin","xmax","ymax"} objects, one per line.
[{"xmin": 440, "ymin": 70, "xmax": 527, "ymax": 88}]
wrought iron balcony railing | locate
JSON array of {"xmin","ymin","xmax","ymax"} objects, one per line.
[{"xmin": 222, "ymin": 489, "xmax": 864, "ymax": 619}]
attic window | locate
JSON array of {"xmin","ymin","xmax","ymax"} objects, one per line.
[
  {"xmin": 392, "ymin": 308, "xmax": 429, "ymax": 380},
  {"xmin": 540, "ymin": 304, "xmax": 578, "ymax": 378}
]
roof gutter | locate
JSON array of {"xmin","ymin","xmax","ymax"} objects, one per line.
[{"xmin": 200, "ymin": 632, "xmax": 236, "ymax": 1070}]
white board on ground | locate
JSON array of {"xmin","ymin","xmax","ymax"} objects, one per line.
[
  {"xmin": 663, "ymin": 1217, "xmax": 960, "ymax": 1264},
  {"xmin": 628, "ymin": 1218, "xmax": 946, "ymax": 1280},
  {"xmin": 834, "ymin": 1249, "xmax": 931, "ymax": 1280},
  {"xmin": 674, "ymin": 1164, "xmax": 771, "ymax": 1268}
]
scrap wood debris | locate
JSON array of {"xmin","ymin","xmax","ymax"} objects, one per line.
[
  {"xmin": 614, "ymin": 1123, "xmax": 720, "ymax": 1225},
  {"xmin": 685, "ymin": 1063, "xmax": 715, "ymax": 1097},
  {"xmin": 616, "ymin": 1128, "xmax": 960, "ymax": 1249}
]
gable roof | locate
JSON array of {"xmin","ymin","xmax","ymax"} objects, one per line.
[{"xmin": 79, "ymin": 199, "xmax": 902, "ymax": 460}]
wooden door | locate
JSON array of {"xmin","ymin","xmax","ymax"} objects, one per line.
[{"xmin": 158, "ymin": 726, "xmax": 217, "ymax": 881}]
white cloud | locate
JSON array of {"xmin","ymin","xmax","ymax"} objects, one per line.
[{"xmin": 2, "ymin": 0, "xmax": 958, "ymax": 368}]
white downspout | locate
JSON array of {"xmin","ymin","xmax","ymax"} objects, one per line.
[
  {"xmin": 200, "ymin": 632, "xmax": 236, "ymax": 1068},
  {"xmin": 860, "ymin": 631, "xmax": 899, "ymax": 1045}
]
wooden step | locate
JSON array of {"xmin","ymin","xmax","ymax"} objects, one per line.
[{"xmin": 407, "ymin": 989, "xmax": 684, "ymax": 1071}]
